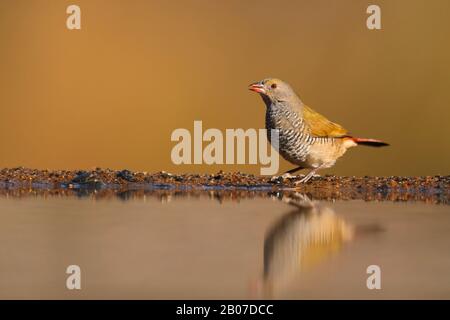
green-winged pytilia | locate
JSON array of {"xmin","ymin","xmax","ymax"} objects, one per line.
[{"xmin": 249, "ymin": 78, "xmax": 389, "ymax": 183}]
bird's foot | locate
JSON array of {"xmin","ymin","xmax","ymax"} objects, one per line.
[
  {"xmin": 294, "ymin": 176, "xmax": 311, "ymax": 185},
  {"xmin": 294, "ymin": 172, "xmax": 319, "ymax": 185},
  {"xmin": 281, "ymin": 173, "xmax": 300, "ymax": 180},
  {"xmin": 270, "ymin": 173, "xmax": 301, "ymax": 183}
]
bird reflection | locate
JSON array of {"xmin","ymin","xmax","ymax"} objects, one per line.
[{"xmin": 260, "ymin": 193, "xmax": 355, "ymax": 298}]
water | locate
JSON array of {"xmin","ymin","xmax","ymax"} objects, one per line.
[{"xmin": 0, "ymin": 191, "xmax": 449, "ymax": 299}]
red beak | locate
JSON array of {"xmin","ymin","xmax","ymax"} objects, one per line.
[{"xmin": 248, "ymin": 82, "xmax": 266, "ymax": 94}]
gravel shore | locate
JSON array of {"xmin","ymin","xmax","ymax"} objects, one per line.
[{"xmin": 0, "ymin": 167, "xmax": 448, "ymax": 204}]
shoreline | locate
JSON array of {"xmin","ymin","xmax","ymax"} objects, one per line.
[{"xmin": 0, "ymin": 167, "xmax": 448, "ymax": 204}]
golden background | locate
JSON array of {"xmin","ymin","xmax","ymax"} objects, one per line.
[{"xmin": 0, "ymin": 0, "xmax": 449, "ymax": 176}]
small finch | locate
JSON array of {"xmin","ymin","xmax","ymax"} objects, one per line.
[{"xmin": 249, "ymin": 78, "xmax": 389, "ymax": 183}]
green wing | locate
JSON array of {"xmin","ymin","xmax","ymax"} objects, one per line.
[{"xmin": 303, "ymin": 105, "xmax": 348, "ymax": 138}]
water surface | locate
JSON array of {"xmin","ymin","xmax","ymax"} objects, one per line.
[{"xmin": 0, "ymin": 191, "xmax": 449, "ymax": 299}]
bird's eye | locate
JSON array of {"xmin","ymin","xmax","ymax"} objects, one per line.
[{"xmin": 271, "ymin": 83, "xmax": 277, "ymax": 89}]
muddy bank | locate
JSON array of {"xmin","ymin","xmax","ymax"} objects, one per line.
[{"xmin": 0, "ymin": 167, "xmax": 448, "ymax": 204}]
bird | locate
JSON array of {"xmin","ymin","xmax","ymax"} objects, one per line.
[
  {"xmin": 249, "ymin": 78, "xmax": 389, "ymax": 183},
  {"xmin": 257, "ymin": 192, "xmax": 381, "ymax": 298},
  {"xmin": 261, "ymin": 193, "xmax": 354, "ymax": 297}
]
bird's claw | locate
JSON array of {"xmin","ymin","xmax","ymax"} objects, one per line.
[
  {"xmin": 294, "ymin": 176, "xmax": 311, "ymax": 185},
  {"xmin": 270, "ymin": 173, "xmax": 302, "ymax": 182},
  {"xmin": 281, "ymin": 173, "xmax": 301, "ymax": 180}
]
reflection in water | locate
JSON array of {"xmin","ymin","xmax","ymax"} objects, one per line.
[
  {"xmin": 0, "ymin": 186, "xmax": 447, "ymax": 299},
  {"xmin": 0, "ymin": 183, "xmax": 447, "ymax": 204},
  {"xmin": 260, "ymin": 193, "xmax": 380, "ymax": 298}
]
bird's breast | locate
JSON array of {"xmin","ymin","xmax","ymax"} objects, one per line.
[{"xmin": 265, "ymin": 106, "xmax": 312, "ymax": 164}]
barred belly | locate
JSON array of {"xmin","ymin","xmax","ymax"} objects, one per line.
[
  {"xmin": 265, "ymin": 104, "xmax": 313, "ymax": 165},
  {"xmin": 277, "ymin": 129, "xmax": 312, "ymax": 164}
]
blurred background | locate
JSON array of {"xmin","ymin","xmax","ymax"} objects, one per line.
[{"xmin": 0, "ymin": 0, "xmax": 449, "ymax": 176}]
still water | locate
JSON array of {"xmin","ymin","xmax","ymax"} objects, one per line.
[{"xmin": 0, "ymin": 190, "xmax": 449, "ymax": 299}]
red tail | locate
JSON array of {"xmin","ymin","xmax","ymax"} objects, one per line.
[{"xmin": 351, "ymin": 137, "xmax": 389, "ymax": 147}]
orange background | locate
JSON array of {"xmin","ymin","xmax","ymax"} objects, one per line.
[{"xmin": 1, "ymin": 0, "xmax": 449, "ymax": 176}]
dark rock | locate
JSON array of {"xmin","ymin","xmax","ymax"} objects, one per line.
[{"xmin": 116, "ymin": 170, "xmax": 136, "ymax": 182}]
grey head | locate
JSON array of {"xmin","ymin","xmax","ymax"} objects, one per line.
[{"xmin": 249, "ymin": 78, "xmax": 303, "ymax": 108}]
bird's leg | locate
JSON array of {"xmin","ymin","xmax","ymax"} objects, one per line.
[
  {"xmin": 294, "ymin": 164, "xmax": 325, "ymax": 184},
  {"xmin": 295, "ymin": 170, "xmax": 316, "ymax": 184},
  {"xmin": 280, "ymin": 166, "xmax": 305, "ymax": 179},
  {"xmin": 283, "ymin": 166, "xmax": 305, "ymax": 175},
  {"xmin": 280, "ymin": 173, "xmax": 294, "ymax": 179},
  {"xmin": 271, "ymin": 167, "xmax": 304, "ymax": 181}
]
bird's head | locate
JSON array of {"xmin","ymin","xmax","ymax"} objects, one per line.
[{"xmin": 248, "ymin": 78, "xmax": 298, "ymax": 104}]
